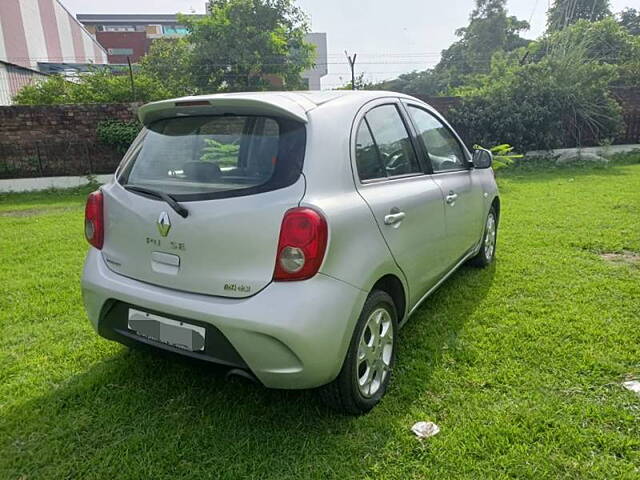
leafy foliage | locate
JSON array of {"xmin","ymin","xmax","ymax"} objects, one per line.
[
  {"xmin": 96, "ymin": 119, "xmax": 142, "ymax": 153},
  {"xmin": 335, "ymin": 73, "xmax": 374, "ymax": 91},
  {"xmin": 547, "ymin": 0, "xmax": 612, "ymax": 32},
  {"xmin": 13, "ymin": 70, "xmax": 173, "ymax": 105},
  {"xmin": 449, "ymin": 29, "xmax": 624, "ymax": 151},
  {"xmin": 370, "ymin": 70, "xmax": 447, "ymax": 97},
  {"xmin": 438, "ymin": 0, "xmax": 530, "ymax": 84},
  {"xmin": 618, "ymin": 8, "xmax": 640, "ymax": 36},
  {"xmin": 371, "ymin": 0, "xmax": 530, "ymax": 95},
  {"xmin": 474, "ymin": 143, "xmax": 523, "ymax": 170},
  {"xmin": 140, "ymin": 38, "xmax": 197, "ymax": 98},
  {"xmin": 180, "ymin": 0, "xmax": 315, "ymax": 92}
]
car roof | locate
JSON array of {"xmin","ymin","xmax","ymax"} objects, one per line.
[{"xmin": 138, "ymin": 90, "xmax": 421, "ymax": 126}]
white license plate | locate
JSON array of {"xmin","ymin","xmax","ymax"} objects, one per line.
[{"xmin": 127, "ymin": 309, "xmax": 206, "ymax": 352}]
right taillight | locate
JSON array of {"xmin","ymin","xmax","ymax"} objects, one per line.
[
  {"xmin": 84, "ymin": 190, "xmax": 104, "ymax": 250},
  {"xmin": 273, "ymin": 207, "xmax": 328, "ymax": 281}
]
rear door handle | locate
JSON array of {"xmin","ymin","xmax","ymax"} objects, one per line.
[
  {"xmin": 446, "ymin": 192, "xmax": 459, "ymax": 205},
  {"xmin": 384, "ymin": 211, "xmax": 406, "ymax": 225}
]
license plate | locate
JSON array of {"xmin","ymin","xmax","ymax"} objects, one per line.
[{"xmin": 127, "ymin": 309, "xmax": 205, "ymax": 352}]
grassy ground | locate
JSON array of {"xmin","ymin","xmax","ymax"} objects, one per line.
[{"xmin": 1, "ymin": 163, "xmax": 639, "ymax": 479}]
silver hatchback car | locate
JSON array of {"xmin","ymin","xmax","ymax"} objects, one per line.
[{"xmin": 81, "ymin": 91, "xmax": 499, "ymax": 414}]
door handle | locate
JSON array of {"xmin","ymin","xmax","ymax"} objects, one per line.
[
  {"xmin": 446, "ymin": 192, "xmax": 459, "ymax": 205},
  {"xmin": 384, "ymin": 211, "xmax": 406, "ymax": 225}
]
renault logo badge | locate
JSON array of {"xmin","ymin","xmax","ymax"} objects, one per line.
[{"xmin": 157, "ymin": 211, "xmax": 171, "ymax": 237}]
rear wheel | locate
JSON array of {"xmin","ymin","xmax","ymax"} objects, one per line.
[
  {"xmin": 469, "ymin": 206, "xmax": 498, "ymax": 268},
  {"xmin": 319, "ymin": 290, "xmax": 397, "ymax": 415}
]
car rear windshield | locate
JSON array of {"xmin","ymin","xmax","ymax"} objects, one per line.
[{"xmin": 117, "ymin": 115, "xmax": 306, "ymax": 201}]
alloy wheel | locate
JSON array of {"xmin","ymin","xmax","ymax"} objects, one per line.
[
  {"xmin": 356, "ymin": 307, "xmax": 394, "ymax": 398},
  {"xmin": 484, "ymin": 212, "xmax": 496, "ymax": 261}
]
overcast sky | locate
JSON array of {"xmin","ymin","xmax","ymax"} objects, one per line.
[{"xmin": 63, "ymin": 0, "xmax": 637, "ymax": 88}]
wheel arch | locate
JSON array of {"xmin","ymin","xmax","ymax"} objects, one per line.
[
  {"xmin": 491, "ymin": 196, "xmax": 501, "ymax": 224},
  {"xmin": 370, "ymin": 274, "xmax": 407, "ymax": 322}
]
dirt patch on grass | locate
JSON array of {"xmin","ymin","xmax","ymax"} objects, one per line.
[
  {"xmin": 0, "ymin": 206, "xmax": 77, "ymax": 218},
  {"xmin": 600, "ymin": 251, "xmax": 640, "ymax": 267}
]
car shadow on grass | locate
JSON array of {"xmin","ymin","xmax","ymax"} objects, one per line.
[{"xmin": 1, "ymin": 263, "xmax": 495, "ymax": 478}]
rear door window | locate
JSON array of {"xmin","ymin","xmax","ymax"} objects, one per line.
[
  {"xmin": 355, "ymin": 104, "xmax": 421, "ymax": 181},
  {"xmin": 119, "ymin": 115, "xmax": 305, "ymax": 201}
]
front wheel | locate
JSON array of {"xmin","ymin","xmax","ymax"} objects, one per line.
[
  {"xmin": 469, "ymin": 206, "xmax": 498, "ymax": 268},
  {"xmin": 319, "ymin": 290, "xmax": 397, "ymax": 415}
]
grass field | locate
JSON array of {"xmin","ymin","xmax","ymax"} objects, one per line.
[{"xmin": 1, "ymin": 161, "xmax": 639, "ymax": 479}]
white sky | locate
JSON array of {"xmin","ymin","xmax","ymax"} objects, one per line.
[{"xmin": 62, "ymin": 0, "xmax": 638, "ymax": 88}]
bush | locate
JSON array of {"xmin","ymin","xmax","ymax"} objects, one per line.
[
  {"xmin": 96, "ymin": 120, "xmax": 141, "ymax": 153},
  {"xmin": 13, "ymin": 70, "xmax": 174, "ymax": 105},
  {"xmin": 449, "ymin": 40, "xmax": 623, "ymax": 151}
]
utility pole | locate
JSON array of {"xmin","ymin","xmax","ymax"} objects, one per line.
[
  {"xmin": 345, "ymin": 51, "xmax": 357, "ymax": 90},
  {"xmin": 127, "ymin": 56, "xmax": 136, "ymax": 102}
]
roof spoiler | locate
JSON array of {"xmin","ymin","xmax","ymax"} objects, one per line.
[{"xmin": 138, "ymin": 94, "xmax": 311, "ymax": 126}]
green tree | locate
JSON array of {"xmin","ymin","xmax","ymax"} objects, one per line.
[
  {"xmin": 370, "ymin": 0, "xmax": 530, "ymax": 95},
  {"xmin": 180, "ymin": 0, "xmax": 315, "ymax": 92},
  {"xmin": 437, "ymin": 0, "xmax": 530, "ymax": 84},
  {"xmin": 547, "ymin": 0, "xmax": 611, "ymax": 32},
  {"xmin": 140, "ymin": 38, "xmax": 196, "ymax": 97},
  {"xmin": 618, "ymin": 8, "xmax": 640, "ymax": 35}
]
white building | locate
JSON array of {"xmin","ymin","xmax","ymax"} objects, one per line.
[
  {"xmin": 302, "ymin": 32, "xmax": 328, "ymax": 90},
  {"xmin": 0, "ymin": 0, "xmax": 108, "ymax": 104}
]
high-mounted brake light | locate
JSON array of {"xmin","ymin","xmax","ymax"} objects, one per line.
[
  {"xmin": 175, "ymin": 100, "xmax": 211, "ymax": 107},
  {"xmin": 84, "ymin": 190, "xmax": 104, "ymax": 250},
  {"xmin": 273, "ymin": 208, "xmax": 328, "ymax": 281}
]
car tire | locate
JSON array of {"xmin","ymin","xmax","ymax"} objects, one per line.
[
  {"xmin": 469, "ymin": 206, "xmax": 498, "ymax": 268},
  {"xmin": 319, "ymin": 290, "xmax": 397, "ymax": 415}
]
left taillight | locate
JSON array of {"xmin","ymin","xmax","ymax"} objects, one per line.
[
  {"xmin": 84, "ymin": 190, "xmax": 104, "ymax": 250},
  {"xmin": 273, "ymin": 207, "xmax": 328, "ymax": 281}
]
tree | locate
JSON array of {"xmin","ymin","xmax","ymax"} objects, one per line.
[
  {"xmin": 369, "ymin": 70, "xmax": 447, "ymax": 96},
  {"xmin": 369, "ymin": 0, "xmax": 530, "ymax": 95},
  {"xmin": 180, "ymin": 0, "xmax": 315, "ymax": 93},
  {"xmin": 140, "ymin": 38, "xmax": 196, "ymax": 97},
  {"xmin": 437, "ymin": 0, "xmax": 530, "ymax": 83},
  {"xmin": 547, "ymin": 0, "xmax": 611, "ymax": 32},
  {"xmin": 618, "ymin": 8, "xmax": 640, "ymax": 35}
]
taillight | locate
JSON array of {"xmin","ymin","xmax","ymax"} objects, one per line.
[
  {"xmin": 84, "ymin": 190, "xmax": 104, "ymax": 250},
  {"xmin": 273, "ymin": 207, "xmax": 328, "ymax": 281}
]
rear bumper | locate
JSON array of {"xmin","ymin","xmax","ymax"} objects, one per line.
[{"xmin": 81, "ymin": 249, "xmax": 367, "ymax": 389}]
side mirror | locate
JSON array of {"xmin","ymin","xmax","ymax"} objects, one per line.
[{"xmin": 472, "ymin": 148, "xmax": 493, "ymax": 169}]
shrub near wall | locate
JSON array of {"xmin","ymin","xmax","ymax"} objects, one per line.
[{"xmin": 96, "ymin": 120, "xmax": 142, "ymax": 154}]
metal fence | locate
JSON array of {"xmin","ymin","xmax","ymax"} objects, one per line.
[{"xmin": 0, "ymin": 141, "xmax": 122, "ymax": 179}]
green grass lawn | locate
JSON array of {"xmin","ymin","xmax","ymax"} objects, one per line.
[{"xmin": 1, "ymin": 163, "xmax": 639, "ymax": 479}]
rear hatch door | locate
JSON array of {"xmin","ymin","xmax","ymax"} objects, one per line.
[{"xmin": 101, "ymin": 109, "xmax": 307, "ymax": 298}]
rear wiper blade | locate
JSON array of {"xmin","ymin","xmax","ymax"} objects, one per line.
[{"xmin": 123, "ymin": 185, "xmax": 189, "ymax": 218}]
